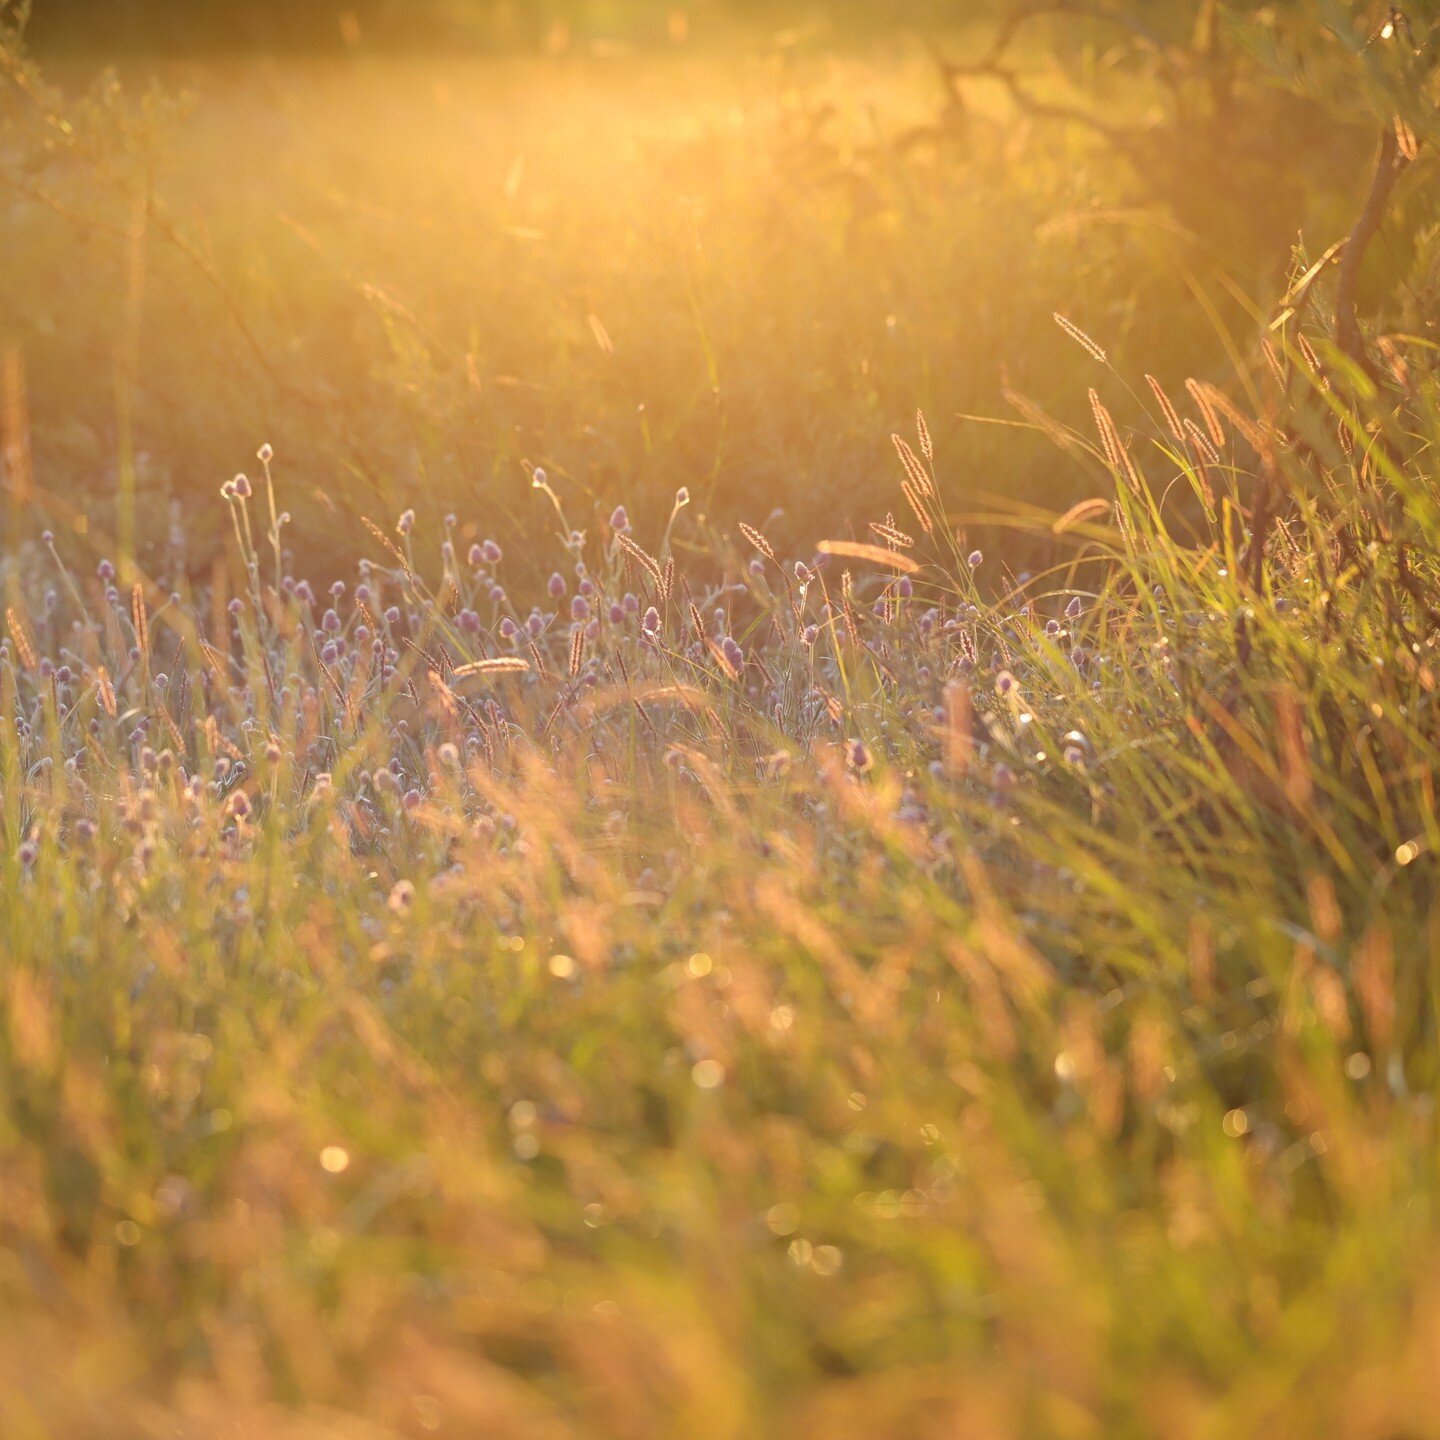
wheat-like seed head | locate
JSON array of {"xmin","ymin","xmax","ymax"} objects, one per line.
[
  {"xmin": 1182, "ymin": 417, "xmax": 1220, "ymax": 466},
  {"xmin": 891, "ymin": 434, "xmax": 933, "ymax": 499},
  {"xmin": 454, "ymin": 656, "xmax": 531, "ymax": 677},
  {"xmin": 738, "ymin": 522, "xmax": 775, "ymax": 561},
  {"xmin": 1088, "ymin": 390, "xmax": 1141, "ymax": 495},
  {"xmin": 1054, "ymin": 312, "xmax": 1107, "ymax": 363},
  {"xmin": 132, "ymin": 584, "xmax": 150, "ymax": 664},
  {"xmin": 1145, "ymin": 375, "xmax": 1186, "ymax": 446},
  {"xmin": 900, "ymin": 479, "xmax": 934, "ymax": 535},
  {"xmin": 869, "ymin": 520, "xmax": 915, "ymax": 549},
  {"xmin": 617, "ymin": 533, "xmax": 662, "ymax": 588},
  {"xmin": 1185, "ymin": 379, "xmax": 1226, "ymax": 447},
  {"xmin": 1261, "ymin": 338, "xmax": 1286, "ymax": 387},
  {"xmin": 427, "ymin": 668, "xmax": 460, "ymax": 718},
  {"xmin": 1051, "ymin": 498, "xmax": 1112, "ymax": 534},
  {"xmin": 1193, "ymin": 382, "xmax": 1272, "ymax": 456},
  {"xmin": 95, "ymin": 665, "xmax": 118, "ymax": 718},
  {"xmin": 1295, "ymin": 336, "xmax": 1329, "ymax": 391},
  {"xmin": 6, "ymin": 606, "xmax": 36, "ymax": 671},
  {"xmin": 817, "ymin": 540, "xmax": 920, "ymax": 574},
  {"xmin": 1089, "ymin": 390, "xmax": 1120, "ymax": 466},
  {"xmin": 915, "ymin": 408, "xmax": 933, "ymax": 461}
]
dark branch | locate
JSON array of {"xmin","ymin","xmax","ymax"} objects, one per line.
[{"xmin": 1334, "ymin": 122, "xmax": 1411, "ymax": 368}]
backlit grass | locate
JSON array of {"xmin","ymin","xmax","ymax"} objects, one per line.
[{"xmin": 4, "ymin": 7, "xmax": 1440, "ymax": 1438}]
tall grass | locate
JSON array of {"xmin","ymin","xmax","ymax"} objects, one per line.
[
  {"xmin": 2, "ymin": 293, "xmax": 1439, "ymax": 1435},
  {"xmin": 5, "ymin": 5, "xmax": 1440, "ymax": 1434}
]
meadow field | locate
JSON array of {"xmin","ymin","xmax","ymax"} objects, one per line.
[{"xmin": 2, "ymin": 3, "xmax": 1440, "ymax": 1436}]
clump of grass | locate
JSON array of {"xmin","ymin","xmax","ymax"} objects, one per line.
[{"xmin": 2, "ymin": 299, "xmax": 1439, "ymax": 1436}]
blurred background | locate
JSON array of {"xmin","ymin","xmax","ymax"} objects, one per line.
[
  {"xmin": 25, "ymin": 1, "xmax": 1074, "ymax": 54},
  {"xmin": 1, "ymin": 1, "xmax": 1425, "ymax": 584}
]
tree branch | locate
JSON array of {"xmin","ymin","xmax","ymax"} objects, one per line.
[{"xmin": 1334, "ymin": 122, "xmax": 1410, "ymax": 368}]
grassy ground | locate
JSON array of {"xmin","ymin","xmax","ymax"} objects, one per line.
[{"xmin": 3, "ymin": 14, "xmax": 1440, "ymax": 1440}]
